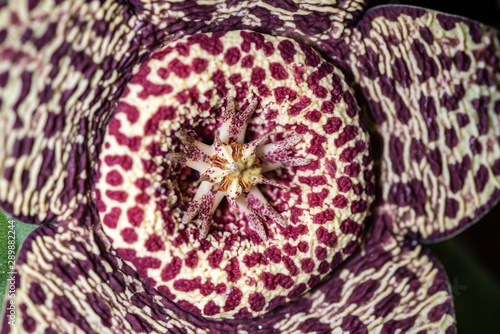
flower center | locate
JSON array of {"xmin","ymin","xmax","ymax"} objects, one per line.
[
  {"xmin": 209, "ymin": 141, "xmax": 262, "ymax": 193},
  {"xmin": 165, "ymin": 97, "xmax": 310, "ymax": 241}
]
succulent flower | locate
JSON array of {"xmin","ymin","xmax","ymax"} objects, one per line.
[
  {"xmin": 165, "ymin": 97, "xmax": 309, "ymax": 241},
  {"xmin": 0, "ymin": 0, "xmax": 499, "ymax": 333}
]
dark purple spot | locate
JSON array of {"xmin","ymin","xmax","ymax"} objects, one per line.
[
  {"xmin": 456, "ymin": 113, "xmax": 470, "ymax": 127},
  {"xmin": 241, "ymin": 55, "xmax": 253, "ymax": 68},
  {"xmin": 341, "ymin": 314, "xmax": 368, "ymax": 334},
  {"xmin": 269, "ymin": 62, "xmax": 288, "ymax": 80},
  {"xmin": 419, "ymin": 95, "xmax": 439, "ymax": 141},
  {"xmin": 356, "ymin": 46, "xmax": 378, "ymax": 80},
  {"xmin": 28, "ymin": 283, "xmax": 46, "ymax": 305},
  {"xmin": 13, "ymin": 71, "xmax": 32, "ymax": 111},
  {"xmin": 126, "ymin": 207, "xmax": 143, "ymax": 227},
  {"xmin": 379, "ymin": 74, "xmax": 410, "ymax": 123},
  {"xmin": 335, "ymin": 125, "xmax": 358, "ymax": 147},
  {"xmin": 204, "ymin": 300, "xmax": 220, "ymax": 316},
  {"xmin": 308, "ymin": 188, "xmax": 329, "ymax": 207},
  {"xmin": 445, "ymin": 127, "xmax": 458, "ymax": 149},
  {"xmin": 287, "ymin": 283, "xmax": 307, "ymax": 299},
  {"xmin": 475, "ymin": 67, "xmax": 495, "ymax": 86},
  {"xmin": 108, "ymin": 119, "xmax": 142, "ymax": 151},
  {"xmin": 347, "ymin": 279, "xmax": 379, "ymax": 305},
  {"xmin": 105, "ymin": 170, "xmax": 123, "ymax": 186},
  {"xmin": 316, "ymin": 227, "xmax": 337, "ymax": 248},
  {"xmin": 374, "ymin": 292, "xmax": 401, "ymax": 317},
  {"xmin": 389, "ymin": 136, "xmax": 405, "ymax": 175},
  {"xmin": 387, "ymin": 179, "xmax": 426, "ymax": 216},
  {"xmin": 453, "ymin": 50, "xmax": 471, "ymax": 71},
  {"xmin": 469, "ymin": 137, "xmax": 482, "ymax": 154},
  {"xmin": 381, "ymin": 317, "xmax": 416, "ymax": 334},
  {"xmin": 419, "ymin": 26, "xmax": 434, "ymax": 44},
  {"xmin": 185, "ymin": 250, "xmax": 198, "ymax": 268},
  {"xmin": 448, "ymin": 155, "xmax": 472, "ymax": 193},
  {"xmin": 300, "ymin": 258, "xmax": 314, "ymax": 273},
  {"xmin": 288, "ymin": 96, "xmax": 311, "ymax": 116},
  {"xmin": 343, "ymin": 91, "xmax": 358, "ymax": 118},
  {"xmin": 86, "ymin": 293, "xmax": 112, "ymax": 327},
  {"xmin": 340, "ymin": 219, "xmax": 361, "ymax": 236},
  {"xmin": 106, "ymin": 190, "xmax": 128, "ymax": 203},
  {"xmin": 445, "ymin": 197, "xmax": 459, "ymax": 218},
  {"xmin": 192, "ymin": 57, "xmax": 208, "ymax": 73},
  {"xmin": 224, "ymin": 47, "xmax": 240, "ymax": 66},
  {"xmin": 427, "ymin": 148, "xmax": 443, "ymax": 176},
  {"xmin": 104, "ymin": 155, "xmax": 132, "ymax": 170},
  {"xmin": 121, "ymin": 228, "xmax": 138, "ymax": 243},
  {"xmin": 474, "ymin": 165, "xmax": 489, "ymax": 193},
  {"xmin": 145, "ymin": 106, "xmax": 176, "ymax": 135},
  {"xmin": 145, "ymin": 235, "xmax": 165, "ymax": 252},
  {"xmin": 438, "ymin": 53, "xmax": 453, "ymax": 71},
  {"xmin": 493, "ymin": 159, "xmax": 500, "ymax": 175},
  {"xmin": 340, "ymin": 140, "xmax": 365, "ymax": 163},
  {"xmin": 282, "ymin": 256, "xmax": 299, "ymax": 276},
  {"xmin": 250, "ymin": 66, "xmax": 266, "ymax": 86},
  {"xmin": 441, "ymin": 84, "xmax": 465, "ymax": 111},
  {"xmin": 314, "ymin": 246, "xmax": 327, "ymax": 261},
  {"xmin": 410, "ymin": 139, "xmax": 425, "ymax": 163},
  {"xmin": 412, "ymin": 39, "xmax": 438, "ymax": 80},
  {"xmin": 103, "ymin": 208, "xmax": 120, "ymax": 228},
  {"xmin": 323, "ymin": 116, "xmax": 342, "ymax": 134},
  {"xmin": 187, "ymin": 33, "xmax": 223, "ymax": 55},
  {"xmin": 351, "ymin": 199, "xmax": 368, "ymax": 214},
  {"xmin": 0, "ymin": 29, "xmax": 6, "ymax": 45},
  {"xmin": 266, "ymin": 296, "xmax": 286, "ymax": 311},
  {"xmin": 52, "ymin": 295, "xmax": 95, "ymax": 333},
  {"xmin": 167, "ymin": 59, "xmax": 191, "ymax": 78},
  {"xmin": 264, "ymin": 245, "xmax": 282, "ymax": 264},
  {"xmin": 224, "ymin": 287, "xmax": 243, "ymax": 312},
  {"xmin": 336, "ymin": 176, "xmax": 352, "ymax": 193},
  {"xmin": 472, "ymin": 96, "xmax": 489, "ymax": 135},
  {"xmin": 392, "ymin": 57, "xmax": 412, "ymax": 88},
  {"xmin": 11, "ymin": 137, "xmax": 34, "ymax": 158},
  {"xmin": 125, "ymin": 313, "xmax": 153, "ymax": 333},
  {"xmin": 437, "ymin": 14, "xmax": 459, "ymax": 30},
  {"xmin": 161, "ymin": 257, "xmax": 182, "ymax": 281},
  {"xmin": 224, "ymin": 257, "xmax": 241, "ymax": 283},
  {"xmin": 299, "ymin": 43, "xmax": 320, "ymax": 67},
  {"xmin": 212, "ymin": 69, "xmax": 228, "ymax": 97},
  {"xmin": 428, "ymin": 302, "xmax": 453, "ymax": 322},
  {"xmin": 278, "ymin": 40, "xmax": 296, "ymax": 64},
  {"xmin": 248, "ymin": 292, "xmax": 265, "ymax": 312}
]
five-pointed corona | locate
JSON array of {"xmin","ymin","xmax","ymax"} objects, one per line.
[{"xmin": 167, "ymin": 97, "xmax": 309, "ymax": 241}]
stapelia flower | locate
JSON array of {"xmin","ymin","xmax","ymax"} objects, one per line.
[{"xmin": 0, "ymin": 0, "xmax": 499, "ymax": 333}]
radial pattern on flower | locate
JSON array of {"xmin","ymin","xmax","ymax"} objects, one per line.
[
  {"xmin": 96, "ymin": 30, "xmax": 373, "ymax": 318},
  {"xmin": 2, "ymin": 0, "xmax": 500, "ymax": 333},
  {"xmin": 167, "ymin": 97, "xmax": 310, "ymax": 241}
]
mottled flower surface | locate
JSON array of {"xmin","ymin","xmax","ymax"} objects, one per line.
[
  {"xmin": 96, "ymin": 31, "xmax": 372, "ymax": 318},
  {"xmin": 0, "ymin": 0, "xmax": 499, "ymax": 333}
]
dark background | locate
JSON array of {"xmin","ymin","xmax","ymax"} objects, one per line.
[{"xmin": 366, "ymin": 1, "xmax": 500, "ymax": 333}]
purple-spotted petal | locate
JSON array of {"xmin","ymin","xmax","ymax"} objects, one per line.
[
  {"xmin": 0, "ymin": 215, "xmax": 205, "ymax": 333},
  {"xmin": 0, "ymin": 1, "xmax": 168, "ymax": 223},
  {"xmin": 349, "ymin": 6, "xmax": 500, "ymax": 242},
  {"xmin": 237, "ymin": 214, "xmax": 456, "ymax": 333},
  {"xmin": 4, "ymin": 213, "xmax": 455, "ymax": 333}
]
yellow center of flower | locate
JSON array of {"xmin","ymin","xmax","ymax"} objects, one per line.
[{"xmin": 208, "ymin": 142, "xmax": 262, "ymax": 193}]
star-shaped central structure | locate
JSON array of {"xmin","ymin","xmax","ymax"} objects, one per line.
[{"xmin": 167, "ymin": 97, "xmax": 309, "ymax": 241}]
